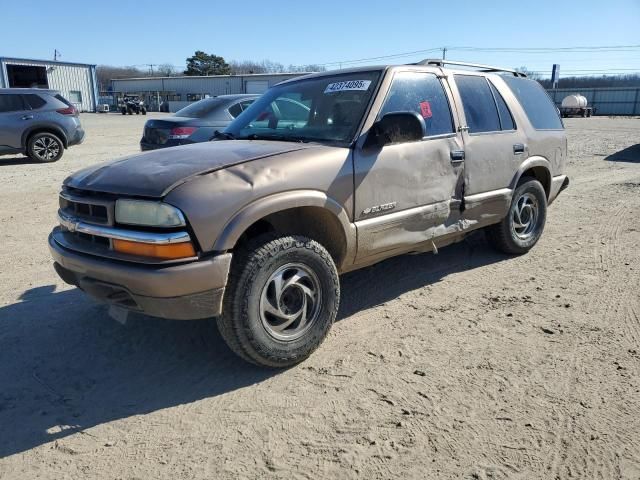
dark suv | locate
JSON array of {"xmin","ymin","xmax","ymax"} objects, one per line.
[{"xmin": 0, "ymin": 89, "xmax": 85, "ymax": 162}]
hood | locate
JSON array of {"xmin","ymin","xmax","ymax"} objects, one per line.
[{"xmin": 64, "ymin": 141, "xmax": 312, "ymax": 198}]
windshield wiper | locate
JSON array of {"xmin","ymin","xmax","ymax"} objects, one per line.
[{"xmin": 211, "ymin": 130, "xmax": 236, "ymax": 140}]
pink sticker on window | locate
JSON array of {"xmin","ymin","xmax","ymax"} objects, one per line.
[{"xmin": 420, "ymin": 101, "xmax": 432, "ymax": 119}]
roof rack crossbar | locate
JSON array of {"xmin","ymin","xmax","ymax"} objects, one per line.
[{"xmin": 413, "ymin": 59, "xmax": 527, "ymax": 77}]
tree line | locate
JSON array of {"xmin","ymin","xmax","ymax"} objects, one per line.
[
  {"xmin": 96, "ymin": 52, "xmax": 639, "ymax": 91},
  {"xmin": 97, "ymin": 50, "xmax": 326, "ymax": 91}
]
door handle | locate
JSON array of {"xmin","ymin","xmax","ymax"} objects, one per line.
[
  {"xmin": 21, "ymin": 115, "xmax": 34, "ymax": 120},
  {"xmin": 513, "ymin": 143, "xmax": 526, "ymax": 154},
  {"xmin": 450, "ymin": 150, "xmax": 465, "ymax": 164}
]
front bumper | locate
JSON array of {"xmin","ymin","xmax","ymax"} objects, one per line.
[{"xmin": 49, "ymin": 233, "xmax": 231, "ymax": 320}]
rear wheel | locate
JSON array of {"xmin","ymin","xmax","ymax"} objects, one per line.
[
  {"xmin": 27, "ymin": 132, "xmax": 64, "ymax": 162},
  {"xmin": 218, "ymin": 235, "xmax": 340, "ymax": 368},
  {"xmin": 485, "ymin": 178, "xmax": 547, "ymax": 254}
]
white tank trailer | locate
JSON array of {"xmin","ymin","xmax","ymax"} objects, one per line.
[{"xmin": 560, "ymin": 94, "xmax": 594, "ymax": 118}]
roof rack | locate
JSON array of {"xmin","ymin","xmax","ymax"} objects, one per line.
[{"xmin": 413, "ymin": 59, "xmax": 527, "ymax": 77}]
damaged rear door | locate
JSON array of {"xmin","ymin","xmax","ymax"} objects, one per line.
[{"xmin": 353, "ymin": 70, "xmax": 465, "ymax": 260}]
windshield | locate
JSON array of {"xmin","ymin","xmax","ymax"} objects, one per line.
[
  {"xmin": 175, "ymin": 98, "xmax": 226, "ymax": 119},
  {"xmin": 225, "ymin": 71, "xmax": 382, "ymax": 145}
]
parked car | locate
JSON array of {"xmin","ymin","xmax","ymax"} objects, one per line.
[
  {"xmin": 140, "ymin": 94, "xmax": 258, "ymax": 151},
  {"xmin": 0, "ymin": 88, "xmax": 84, "ymax": 162},
  {"xmin": 49, "ymin": 60, "xmax": 569, "ymax": 367}
]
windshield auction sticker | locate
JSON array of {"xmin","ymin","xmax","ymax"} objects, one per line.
[{"xmin": 324, "ymin": 80, "xmax": 372, "ymax": 94}]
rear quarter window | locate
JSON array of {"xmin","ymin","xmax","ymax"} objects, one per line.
[{"xmin": 502, "ymin": 76, "xmax": 563, "ymax": 130}]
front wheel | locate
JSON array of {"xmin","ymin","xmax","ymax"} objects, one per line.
[
  {"xmin": 485, "ymin": 178, "xmax": 547, "ymax": 254},
  {"xmin": 218, "ymin": 235, "xmax": 340, "ymax": 368}
]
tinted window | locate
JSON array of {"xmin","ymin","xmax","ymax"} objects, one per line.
[
  {"xmin": 239, "ymin": 100, "xmax": 254, "ymax": 111},
  {"xmin": 489, "ymin": 82, "xmax": 515, "ymax": 130},
  {"xmin": 0, "ymin": 94, "xmax": 26, "ymax": 113},
  {"xmin": 455, "ymin": 75, "xmax": 501, "ymax": 133},
  {"xmin": 23, "ymin": 94, "xmax": 47, "ymax": 110},
  {"xmin": 228, "ymin": 102, "xmax": 243, "ymax": 118},
  {"xmin": 175, "ymin": 98, "xmax": 226, "ymax": 119},
  {"xmin": 502, "ymin": 76, "xmax": 563, "ymax": 130},
  {"xmin": 380, "ymin": 72, "xmax": 454, "ymax": 136}
]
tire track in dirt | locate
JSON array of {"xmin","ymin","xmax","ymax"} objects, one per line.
[{"xmin": 546, "ymin": 184, "xmax": 638, "ymax": 479}]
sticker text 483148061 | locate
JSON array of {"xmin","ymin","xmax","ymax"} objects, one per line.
[{"xmin": 324, "ymin": 80, "xmax": 372, "ymax": 94}]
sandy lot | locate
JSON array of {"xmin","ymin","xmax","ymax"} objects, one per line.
[{"xmin": 0, "ymin": 114, "xmax": 639, "ymax": 479}]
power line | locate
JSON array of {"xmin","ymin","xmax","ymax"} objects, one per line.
[{"xmin": 313, "ymin": 44, "xmax": 640, "ymax": 69}]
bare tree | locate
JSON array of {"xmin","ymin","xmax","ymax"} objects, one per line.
[{"xmin": 157, "ymin": 63, "xmax": 178, "ymax": 77}]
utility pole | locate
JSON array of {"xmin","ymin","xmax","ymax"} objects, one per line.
[
  {"xmin": 442, "ymin": 47, "xmax": 447, "ymax": 60},
  {"xmin": 54, "ymin": 49, "xmax": 60, "ymax": 61},
  {"xmin": 146, "ymin": 64, "xmax": 157, "ymax": 76}
]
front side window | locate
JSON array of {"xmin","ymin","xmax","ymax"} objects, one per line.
[
  {"xmin": 225, "ymin": 71, "xmax": 382, "ymax": 145},
  {"xmin": 379, "ymin": 71, "xmax": 454, "ymax": 137},
  {"xmin": 0, "ymin": 94, "xmax": 26, "ymax": 113},
  {"xmin": 455, "ymin": 75, "xmax": 501, "ymax": 134},
  {"xmin": 502, "ymin": 76, "xmax": 563, "ymax": 130}
]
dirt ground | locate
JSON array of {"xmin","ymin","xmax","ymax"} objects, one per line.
[{"xmin": 0, "ymin": 114, "xmax": 639, "ymax": 479}]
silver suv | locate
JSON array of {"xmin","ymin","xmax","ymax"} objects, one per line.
[
  {"xmin": 49, "ymin": 60, "xmax": 568, "ymax": 367},
  {"xmin": 0, "ymin": 89, "xmax": 85, "ymax": 162}
]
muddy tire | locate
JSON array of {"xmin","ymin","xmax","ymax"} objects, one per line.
[
  {"xmin": 218, "ymin": 235, "xmax": 340, "ymax": 368},
  {"xmin": 485, "ymin": 178, "xmax": 547, "ymax": 255},
  {"xmin": 27, "ymin": 132, "xmax": 64, "ymax": 163}
]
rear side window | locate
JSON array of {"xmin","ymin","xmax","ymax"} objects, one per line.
[
  {"xmin": 228, "ymin": 102, "xmax": 243, "ymax": 118},
  {"xmin": 23, "ymin": 94, "xmax": 47, "ymax": 110},
  {"xmin": 488, "ymin": 82, "xmax": 515, "ymax": 130},
  {"xmin": 502, "ymin": 76, "xmax": 563, "ymax": 130},
  {"xmin": 0, "ymin": 94, "xmax": 26, "ymax": 113},
  {"xmin": 454, "ymin": 75, "xmax": 501, "ymax": 133},
  {"xmin": 380, "ymin": 71, "xmax": 454, "ymax": 137}
]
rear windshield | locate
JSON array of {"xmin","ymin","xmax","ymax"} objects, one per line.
[
  {"xmin": 175, "ymin": 98, "xmax": 227, "ymax": 119},
  {"xmin": 502, "ymin": 76, "xmax": 563, "ymax": 130}
]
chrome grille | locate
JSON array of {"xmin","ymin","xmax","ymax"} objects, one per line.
[{"xmin": 59, "ymin": 191, "xmax": 114, "ymax": 226}]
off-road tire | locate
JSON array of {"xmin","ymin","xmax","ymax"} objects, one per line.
[
  {"xmin": 27, "ymin": 132, "xmax": 64, "ymax": 162},
  {"xmin": 485, "ymin": 177, "xmax": 547, "ymax": 255},
  {"xmin": 218, "ymin": 235, "xmax": 340, "ymax": 368}
]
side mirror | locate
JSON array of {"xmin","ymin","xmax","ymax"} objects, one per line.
[{"xmin": 365, "ymin": 112, "xmax": 426, "ymax": 149}]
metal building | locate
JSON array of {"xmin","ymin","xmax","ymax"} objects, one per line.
[
  {"xmin": 547, "ymin": 87, "xmax": 640, "ymax": 116},
  {"xmin": 0, "ymin": 56, "xmax": 98, "ymax": 112},
  {"xmin": 111, "ymin": 73, "xmax": 307, "ymax": 112}
]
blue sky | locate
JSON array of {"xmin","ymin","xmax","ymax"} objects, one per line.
[{"xmin": 2, "ymin": 0, "xmax": 639, "ymax": 76}]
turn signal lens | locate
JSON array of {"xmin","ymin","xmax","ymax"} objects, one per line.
[{"xmin": 113, "ymin": 239, "xmax": 196, "ymax": 260}]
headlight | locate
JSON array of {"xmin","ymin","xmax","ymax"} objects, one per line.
[{"xmin": 115, "ymin": 200, "xmax": 186, "ymax": 227}]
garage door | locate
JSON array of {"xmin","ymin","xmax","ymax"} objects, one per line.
[{"xmin": 245, "ymin": 80, "xmax": 269, "ymax": 94}]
